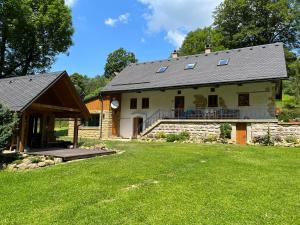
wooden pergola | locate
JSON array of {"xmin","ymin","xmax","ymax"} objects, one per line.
[{"xmin": 0, "ymin": 71, "xmax": 89, "ymax": 152}]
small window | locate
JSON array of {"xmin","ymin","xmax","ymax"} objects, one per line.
[
  {"xmin": 238, "ymin": 93, "xmax": 250, "ymax": 106},
  {"xmin": 210, "ymin": 88, "xmax": 215, "ymax": 92},
  {"xmin": 142, "ymin": 98, "xmax": 149, "ymax": 109},
  {"xmin": 208, "ymin": 95, "xmax": 218, "ymax": 107},
  {"xmin": 82, "ymin": 114, "xmax": 100, "ymax": 127},
  {"xmin": 130, "ymin": 98, "xmax": 137, "ymax": 109},
  {"xmin": 218, "ymin": 59, "xmax": 229, "ymax": 66},
  {"xmin": 157, "ymin": 66, "xmax": 168, "ymax": 73},
  {"xmin": 185, "ymin": 63, "xmax": 196, "ymax": 70}
]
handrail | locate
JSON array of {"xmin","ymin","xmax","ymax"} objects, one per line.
[{"xmin": 143, "ymin": 107, "xmax": 274, "ymax": 131}]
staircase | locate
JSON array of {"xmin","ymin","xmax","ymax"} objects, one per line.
[{"xmin": 142, "ymin": 109, "xmax": 172, "ymax": 136}]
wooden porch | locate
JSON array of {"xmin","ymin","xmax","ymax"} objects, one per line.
[{"xmin": 28, "ymin": 148, "xmax": 116, "ymax": 161}]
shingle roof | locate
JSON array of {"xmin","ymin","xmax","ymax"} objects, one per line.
[
  {"xmin": 0, "ymin": 71, "xmax": 65, "ymax": 112},
  {"xmin": 102, "ymin": 43, "xmax": 288, "ymax": 93}
]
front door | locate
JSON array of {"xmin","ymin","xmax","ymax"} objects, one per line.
[
  {"xmin": 28, "ymin": 115, "xmax": 43, "ymax": 148},
  {"xmin": 133, "ymin": 117, "xmax": 143, "ymax": 138},
  {"xmin": 175, "ymin": 96, "xmax": 184, "ymax": 118},
  {"xmin": 236, "ymin": 123, "xmax": 247, "ymax": 144}
]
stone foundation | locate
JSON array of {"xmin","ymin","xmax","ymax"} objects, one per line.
[
  {"xmin": 68, "ymin": 120, "xmax": 101, "ymax": 139},
  {"xmin": 144, "ymin": 120, "xmax": 300, "ymax": 144}
]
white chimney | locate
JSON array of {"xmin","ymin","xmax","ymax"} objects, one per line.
[
  {"xmin": 171, "ymin": 50, "xmax": 178, "ymax": 59},
  {"xmin": 205, "ymin": 45, "xmax": 212, "ymax": 54}
]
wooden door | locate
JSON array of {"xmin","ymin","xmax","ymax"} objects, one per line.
[
  {"xmin": 28, "ymin": 115, "xmax": 43, "ymax": 148},
  {"xmin": 132, "ymin": 117, "xmax": 143, "ymax": 138},
  {"xmin": 236, "ymin": 123, "xmax": 247, "ymax": 145},
  {"xmin": 175, "ymin": 96, "xmax": 184, "ymax": 118}
]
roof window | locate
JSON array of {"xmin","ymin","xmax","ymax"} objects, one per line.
[
  {"xmin": 218, "ymin": 59, "xmax": 229, "ymax": 66},
  {"xmin": 157, "ymin": 66, "xmax": 168, "ymax": 73},
  {"xmin": 185, "ymin": 63, "xmax": 196, "ymax": 70}
]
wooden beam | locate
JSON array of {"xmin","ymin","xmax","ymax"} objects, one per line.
[
  {"xmin": 31, "ymin": 103, "xmax": 81, "ymax": 113},
  {"xmin": 19, "ymin": 112, "xmax": 27, "ymax": 152},
  {"xmin": 73, "ymin": 118, "xmax": 79, "ymax": 149}
]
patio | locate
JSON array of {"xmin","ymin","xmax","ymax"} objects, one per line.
[{"xmin": 28, "ymin": 148, "xmax": 116, "ymax": 161}]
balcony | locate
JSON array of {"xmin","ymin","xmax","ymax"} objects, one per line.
[{"xmin": 144, "ymin": 107, "xmax": 274, "ymax": 130}]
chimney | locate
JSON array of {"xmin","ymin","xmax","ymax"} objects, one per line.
[
  {"xmin": 205, "ymin": 45, "xmax": 212, "ymax": 54},
  {"xmin": 171, "ymin": 50, "xmax": 178, "ymax": 59}
]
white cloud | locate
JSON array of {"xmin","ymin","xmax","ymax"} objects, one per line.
[
  {"xmin": 65, "ymin": 0, "xmax": 77, "ymax": 7},
  {"xmin": 138, "ymin": 0, "xmax": 223, "ymax": 48},
  {"xmin": 105, "ymin": 18, "xmax": 118, "ymax": 27},
  {"xmin": 104, "ymin": 13, "xmax": 131, "ymax": 27},
  {"xmin": 141, "ymin": 38, "xmax": 146, "ymax": 43}
]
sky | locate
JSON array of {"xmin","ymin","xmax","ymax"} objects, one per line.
[{"xmin": 52, "ymin": 0, "xmax": 223, "ymax": 77}]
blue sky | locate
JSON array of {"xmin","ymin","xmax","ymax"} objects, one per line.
[{"xmin": 53, "ymin": 0, "xmax": 222, "ymax": 77}]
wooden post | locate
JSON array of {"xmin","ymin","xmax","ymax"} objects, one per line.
[
  {"xmin": 19, "ymin": 113, "xmax": 27, "ymax": 152},
  {"xmin": 73, "ymin": 118, "xmax": 78, "ymax": 149}
]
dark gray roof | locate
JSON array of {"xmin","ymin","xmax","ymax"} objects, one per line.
[
  {"xmin": 102, "ymin": 43, "xmax": 287, "ymax": 93},
  {"xmin": 0, "ymin": 71, "xmax": 65, "ymax": 112}
]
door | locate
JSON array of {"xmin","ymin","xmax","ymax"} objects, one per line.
[
  {"xmin": 236, "ymin": 123, "xmax": 247, "ymax": 144},
  {"xmin": 175, "ymin": 96, "xmax": 185, "ymax": 118},
  {"xmin": 28, "ymin": 115, "xmax": 43, "ymax": 148},
  {"xmin": 133, "ymin": 117, "xmax": 143, "ymax": 138}
]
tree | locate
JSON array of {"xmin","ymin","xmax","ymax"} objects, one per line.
[
  {"xmin": 104, "ymin": 48, "xmax": 137, "ymax": 78},
  {"xmin": 0, "ymin": 0, "xmax": 74, "ymax": 78},
  {"xmin": 179, "ymin": 27, "xmax": 226, "ymax": 56},
  {"xmin": 213, "ymin": 0, "xmax": 300, "ymax": 49},
  {"xmin": 0, "ymin": 103, "xmax": 18, "ymax": 151},
  {"xmin": 285, "ymin": 58, "xmax": 300, "ymax": 104}
]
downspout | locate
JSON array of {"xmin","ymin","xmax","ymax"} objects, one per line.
[{"xmin": 99, "ymin": 92, "xmax": 104, "ymax": 139}]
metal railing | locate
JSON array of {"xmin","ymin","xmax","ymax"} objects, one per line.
[{"xmin": 144, "ymin": 107, "xmax": 274, "ymax": 130}]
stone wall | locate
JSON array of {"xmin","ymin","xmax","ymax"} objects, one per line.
[
  {"xmin": 68, "ymin": 120, "xmax": 101, "ymax": 139},
  {"xmin": 144, "ymin": 120, "xmax": 300, "ymax": 143},
  {"xmin": 250, "ymin": 122, "xmax": 300, "ymax": 140},
  {"xmin": 146, "ymin": 121, "xmax": 236, "ymax": 141}
]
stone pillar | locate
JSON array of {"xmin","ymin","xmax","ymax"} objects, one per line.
[{"xmin": 102, "ymin": 110, "xmax": 112, "ymax": 139}]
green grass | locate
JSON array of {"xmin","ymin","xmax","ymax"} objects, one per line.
[{"xmin": 0, "ymin": 142, "xmax": 300, "ymax": 225}]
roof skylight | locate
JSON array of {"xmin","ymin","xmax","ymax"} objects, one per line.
[
  {"xmin": 157, "ymin": 66, "xmax": 168, "ymax": 73},
  {"xmin": 185, "ymin": 63, "xmax": 196, "ymax": 70},
  {"xmin": 218, "ymin": 59, "xmax": 229, "ymax": 66}
]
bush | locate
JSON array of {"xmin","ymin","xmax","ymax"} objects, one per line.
[
  {"xmin": 252, "ymin": 128, "xmax": 274, "ymax": 146},
  {"xmin": 204, "ymin": 134, "xmax": 218, "ymax": 143},
  {"xmin": 278, "ymin": 109, "xmax": 300, "ymax": 122},
  {"xmin": 0, "ymin": 104, "xmax": 18, "ymax": 151},
  {"xmin": 220, "ymin": 123, "xmax": 232, "ymax": 140},
  {"xmin": 155, "ymin": 131, "xmax": 166, "ymax": 139},
  {"xmin": 166, "ymin": 134, "xmax": 181, "ymax": 142},
  {"xmin": 178, "ymin": 131, "xmax": 190, "ymax": 141},
  {"xmin": 274, "ymin": 135, "xmax": 283, "ymax": 143},
  {"xmin": 30, "ymin": 157, "xmax": 42, "ymax": 163},
  {"xmin": 285, "ymin": 135, "xmax": 298, "ymax": 144}
]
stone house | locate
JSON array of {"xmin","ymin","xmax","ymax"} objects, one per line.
[{"xmin": 70, "ymin": 43, "xmax": 300, "ymax": 144}]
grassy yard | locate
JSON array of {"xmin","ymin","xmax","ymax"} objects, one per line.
[{"xmin": 0, "ymin": 142, "xmax": 299, "ymax": 225}]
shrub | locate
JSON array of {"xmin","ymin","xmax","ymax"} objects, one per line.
[
  {"xmin": 204, "ymin": 134, "xmax": 218, "ymax": 143},
  {"xmin": 274, "ymin": 135, "xmax": 283, "ymax": 143},
  {"xmin": 12, "ymin": 159, "xmax": 23, "ymax": 165},
  {"xmin": 253, "ymin": 130, "xmax": 274, "ymax": 146},
  {"xmin": 155, "ymin": 131, "xmax": 166, "ymax": 139},
  {"xmin": 285, "ymin": 135, "xmax": 298, "ymax": 144},
  {"xmin": 220, "ymin": 123, "xmax": 232, "ymax": 140},
  {"xmin": 166, "ymin": 134, "xmax": 180, "ymax": 142},
  {"xmin": 178, "ymin": 131, "xmax": 190, "ymax": 141},
  {"xmin": 0, "ymin": 104, "xmax": 18, "ymax": 151},
  {"xmin": 30, "ymin": 157, "xmax": 42, "ymax": 163},
  {"xmin": 278, "ymin": 109, "xmax": 300, "ymax": 122}
]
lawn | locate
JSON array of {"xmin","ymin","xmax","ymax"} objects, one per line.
[{"xmin": 0, "ymin": 142, "xmax": 299, "ymax": 225}]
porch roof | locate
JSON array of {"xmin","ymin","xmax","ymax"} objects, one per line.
[
  {"xmin": 0, "ymin": 71, "xmax": 89, "ymax": 118},
  {"xmin": 102, "ymin": 43, "xmax": 287, "ymax": 93}
]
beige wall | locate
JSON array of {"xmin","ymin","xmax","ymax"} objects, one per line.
[{"xmin": 119, "ymin": 82, "xmax": 275, "ymax": 138}]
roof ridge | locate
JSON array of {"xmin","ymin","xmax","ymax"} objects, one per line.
[{"xmin": 0, "ymin": 71, "xmax": 65, "ymax": 81}]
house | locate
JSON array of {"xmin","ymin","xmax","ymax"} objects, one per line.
[
  {"xmin": 0, "ymin": 71, "xmax": 89, "ymax": 152},
  {"xmin": 72, "ymin": 43, "xmax": 300, "ymax": 144}
]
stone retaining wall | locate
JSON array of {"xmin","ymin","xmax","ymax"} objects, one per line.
[
  {"xmin": 145, "ymin": 120, "xmax": 300, "ymax": 143},
  {"xmin": 68, "ymin": 120, "xmax": 101, "ymax": 139}
]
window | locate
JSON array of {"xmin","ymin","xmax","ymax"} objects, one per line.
[
  {"xmin": 130, "ymin": 98, "xmax": 137, "ymax": 109},
  {"xmin": 82, "ymin": 114, "xmax": 100, "ymax": 127},
  {"xmin": 218, "ymin": 59, "xmax": 229, "ymax": 66},
  {"xmin": 210, "ymin": 88, "xmax": 215, "ymax": 92},
  {"xmin": 142, "ymin": 98, "xmax": 149, "ymax": 109},
  {"xmin": 185, "ymin": 63, "xmax": 196, "ymax": 70},
  {"xmin": 238, "ymin": 93, "xmax": 250, "ymax": 106},
  {"xmin": 157, "ymin": 66, "xmax": 168, "ymax": 73},
  {"xmin": 208, "ymin": 95, "xmax": 218, "ymax": 107}
]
